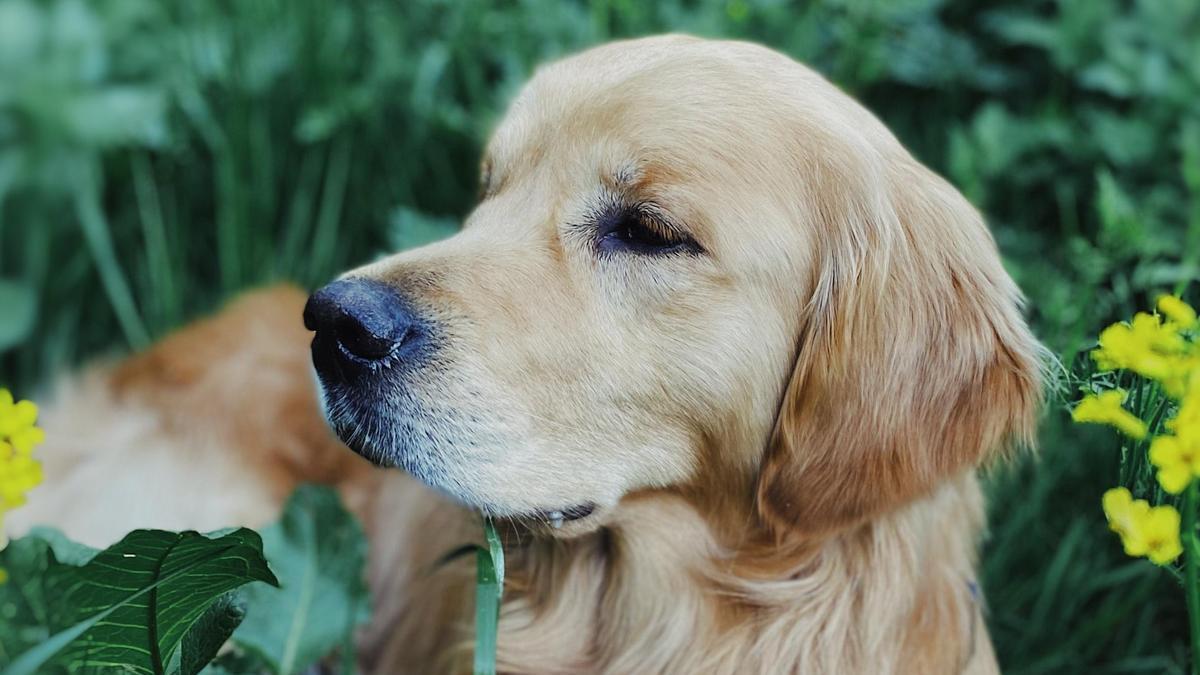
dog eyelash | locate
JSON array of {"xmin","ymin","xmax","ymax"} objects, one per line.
[{"xmin": 593, "ymin": 203, "xmax": 702, "ymax": 257}]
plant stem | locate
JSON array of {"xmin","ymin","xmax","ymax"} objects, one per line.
[
  {"xmin": 1186, "ymin": 481, "xmax": 1200, "ymax": 675},
  {"xmin": 73, "ymin": 161, "xmax": 150, "ymax": 350}
]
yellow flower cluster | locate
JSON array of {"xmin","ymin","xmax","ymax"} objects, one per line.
[
  {"xmin": 1075, "ymin": 295, "xmax": 1199, "ymax": 566},
  {"xmin": 1103, "ymin": 487, "xmax": 1183, "ymax": 565},
  {"xmin": 1071, "ymin": 389, "xmax": 1147, "ymax": 439},
  {"xmin": 1091, "ymin": 298, "xmax": 1198, "ymax": 397},
  {"xmin": 1, "ymin": 388, "xmax": 44, "ymax": 536}
]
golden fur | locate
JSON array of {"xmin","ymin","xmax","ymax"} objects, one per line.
[{"xmin": 9, "ymin": 36, "xmax": 1043, "ymax": 674}]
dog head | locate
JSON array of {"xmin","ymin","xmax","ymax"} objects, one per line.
[{"xmin": 305, "ymin": 35, "xmax": 1042, "ymax": 537}]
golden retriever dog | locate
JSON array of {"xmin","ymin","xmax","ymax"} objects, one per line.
[{"xmin": 10, "ymin": 35, "xmax": 1044, "ymax": 674}]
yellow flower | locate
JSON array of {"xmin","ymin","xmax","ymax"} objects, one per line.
[
  {"xmin": 1150, "ymin": 374, "xmax": 1200, "ymax": 493},
  {"xmin": 1148, "ymin": 436, "xmax": 1200, "ymax": 493},
  {"xmin": 1102, "ymin": 487, "xmax": 1183, "ymax": 565},
  {"xmin": 1158, "ymin": 294, "xmax": 1198, "ymax": 328},
  {"xmin": 1092, "ymin": 313, "xmax": 1189, "ymax": 390},
  {"xmin": 1072, "ymin": 389, "xmax": 1148, "ymax": 439},
  {"xmin": 0, "ymin": 389, "xmax": 45, "ymax": 535},
  {"xmin": 1169, "ymin": 375, "xmax": 1200, "ymax": 436},
  {"xmin": 1135, "ymin": 505, "xmax": 1184, "ymax": 565},
  {"xmin": 1103, "ymin": 488, "xmax": 1150, "ymax": 542}
]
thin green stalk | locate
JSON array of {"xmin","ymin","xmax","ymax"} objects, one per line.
[
  {"xmin": 1187, "ymin": 481, "xmax": 1200, "ymax": 675},
  {"xmin": 280, "ymin": 149, "xmax": 323, "ymax": 278},
  {"xmin": 177, "ymin": 87, "xmax": 242, "ymax": 294},
  {"xmin": 131, "ymin": 153, "xmax": 178, "ymax": 332},
  {"xmin": 473, "ymin": 519, "xmax": 503, "ymax": 675},
  {"xmin": 308, "ymin": 138, "xmax": 352, "ymax": 284},
  {"xmin": 1177, "ymin": 122, "xmax": 1200, "ymax": 296},
  {"xmin": 215, "ymin": 149, "xmax": 243, "ymax": 294},
  {"xmin": 73, "ymin": 162, "xmax": 150, "ymax": 350}
]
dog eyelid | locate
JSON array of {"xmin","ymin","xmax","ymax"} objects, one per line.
[
  {"xmin": 635, "ymin": 203, "xmax": 691, "ymax": 243},
  {"xmin": 592, "ymin": 200, "xmax": 704, "ymax": 257}
]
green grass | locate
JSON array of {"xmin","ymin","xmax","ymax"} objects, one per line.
[
  {"xmin": 2, "ymin": 0, "xmax": 1199, "ymax": 671},
  {"xmin": 986, "ymin": 420, "xmax": 1189, "ymax": 674}
]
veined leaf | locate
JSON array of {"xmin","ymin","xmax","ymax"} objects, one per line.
[
  {"xmin": 0, "ymin": 528, "xmax": 277, "ymax": 675},
  {"xmin": 174, "ymin": 593, "xmax": 247, "ymax": 675},
  {"xmin": 199, "ymin": 649, "xmax": 269, "ymax": 675},
  {"xmin": 232, "ymin": 485, "xmax": 370, "ymax": 675},
  {"xmin": 0, "ymin": 535, "xmax": 60, "ymax": 663}
]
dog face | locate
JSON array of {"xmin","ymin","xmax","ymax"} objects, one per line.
[{"xmin": 305, "ymin": 36, "xmax": 1042, "ymax": 535}]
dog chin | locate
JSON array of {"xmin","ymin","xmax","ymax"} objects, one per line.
[
  {"xmin": 314, "ymin": 376, "xmax": 440, "ymax": 472},
  {"xmin": 342, "ymin": 433, "xmax": 609, "ymax": 536},
  {"xmin": 324, "ymin": 404, "xmax": 454, "ymax": 485},
  {"xmin": 313, "ymin": 374, "xmax": 611, "ymax": 536}
]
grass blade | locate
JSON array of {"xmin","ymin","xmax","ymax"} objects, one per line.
[
  {"xmin": 473, "ymin": 519, "xmax": 504, "ymax": 675},
  {"xmin": 72, "ymin": 161, "xmax": 149, "ymax": 350},
  {"xmin": 308, "ymin": 138, "xmax": 352, "ymax": 285},
  {"xmin": 131, "ymin": 152, "xmax": 179, "ymax": 332}
]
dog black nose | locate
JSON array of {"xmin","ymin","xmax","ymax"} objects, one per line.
[{"xmin": 304, "ymin": 278, "xmax": 418, "ymax": 364}]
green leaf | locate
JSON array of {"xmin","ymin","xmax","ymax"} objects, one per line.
[
  {"xmin": 199, "ymin": 649, "xmax": 268, "ymax": 675},
  {"xmin": 175, "ymin": 593, "xmax": 247, "ymax": 675},
  {"xmin": 473, "ymin": 519, "xmax": 504, "ymax": 675},
  {"xmin": 0, "ymin": 528, "xmax": 277, "ymax": 675},
  {"xmin": 232, "ymin": 485, "xmax": 370, "ymax": 675},
  {"xmin": 61, "ymin": 87, "xmax": 169, "ymax": 148},
  {"xmin": 24, "ymin": 526, "xmax": 100, "ymax": 566},
  {"xmin": 0, "ymin": 527, "xmax": 102, "ymax": 666},
  {"xmin": 0, "ymin": 536, "xmax": 59, "ymax": 663},
  {"xmin": 0, "ymin": 279, "xmax": 37, "ymax": 352}
]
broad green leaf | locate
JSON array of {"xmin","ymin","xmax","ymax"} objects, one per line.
[
  {"xmin": 200, "ymin": 650, "xmax": 269, "ymax": 675},
  {"xmin": 0, "ymin": 528, "xmax": 100, "ymax": 665},
  {"xmin": 0, "ymin": 536, "xmax": 59, "ymax": 663},
  {"xmin": 25, "ymin": 526, "xmax": 99, "ymax": 566},
  {"xmin": 473, "ymin": 519, "xmax": 504, "ymax": 675},
  {"xmin": 233, "ymin": 485, "xmax": 369, "ymax": 675},
  {"xmin": 175, "ymin": 593, "xmax": 247, "ymax": 675},
  {"xmin": 0, "ymin": 528, "xmax": 277, "ymax": 675}
]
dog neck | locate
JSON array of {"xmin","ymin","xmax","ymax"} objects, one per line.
[{"xmin": 494, "ymin": 473, "xmax": 991, "ymax": 675}]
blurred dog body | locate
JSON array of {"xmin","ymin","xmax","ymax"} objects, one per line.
[{"xmin": 10, "ymin": 36, "xmax": 1043, "ymax": 674}]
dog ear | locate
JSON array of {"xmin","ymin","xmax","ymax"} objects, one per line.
[{"xmin": 755, "ymin": 154, "xmax": 1044, "ymax": 537}]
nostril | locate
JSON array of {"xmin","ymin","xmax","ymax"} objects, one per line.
[
  {"xmin": 334, "ymin": 313, "xmax": 402, "ymax": 361},
  {"xmin": 304, "ymin": 278, "xmax": 419, "ymax": 368}
]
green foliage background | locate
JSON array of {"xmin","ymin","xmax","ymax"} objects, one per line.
[{"xmin": 1, "ymin": 0, "xmax": 1197, "ymax": 672}]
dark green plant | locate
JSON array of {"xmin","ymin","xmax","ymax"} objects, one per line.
[
  {"xmin": 0, "ymin": 485, "xmax": 369, "ymax": 675},
  {"xmin": 233, "ymin": 486, "xmax": 370, "ymax": 675},
  {"xmin": 2, "ymin": 1, "xmax": 1199, "ymax": 672},
  {"xmin": 0, "ymin": 527, "xmax": 277, "ymax": 675}
]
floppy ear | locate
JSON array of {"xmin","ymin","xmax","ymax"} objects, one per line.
[{"xmin": 756, "ymin": 154, "xmax": 1044, "ymax": 537}]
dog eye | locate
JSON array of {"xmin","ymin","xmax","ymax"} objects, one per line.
[{"xmin": 596, "ymin": 207, "xmax": 699, "ymax": 256}]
